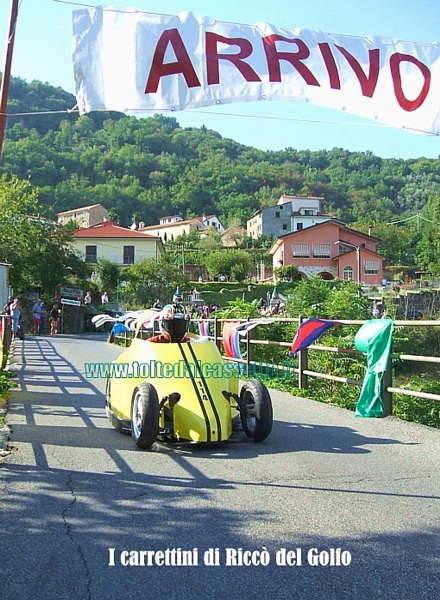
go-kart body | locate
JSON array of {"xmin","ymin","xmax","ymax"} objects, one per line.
[{"xmin": 106, "ymin": 311, "xmax": 273, "ymax": 448}]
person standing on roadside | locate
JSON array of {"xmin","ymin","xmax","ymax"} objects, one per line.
[
  {"xmin": 50, "ymin": 304, "xmax": 60, "ymax": 335},
  {"xmin": 32, "ymin": 299, "xmax": 42, "ymax": 334},
  {"xmin": 38, "ymin": 302, "xmax": 47, "ymax": 334},
  {"xmin": 11, "ymin": 298, "xmax": 21, "ymax": 339}
]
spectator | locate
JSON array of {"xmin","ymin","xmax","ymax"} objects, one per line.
[
  {"xmin": 50, "ymin": 304, "xmax": 61, "ymax": 335},
  {"xmin": 38, "ymin": 302, "xmax": 47, "ymax": 334},
  {"xmin": 32, "ymin": 299, "xmax": 43, "ymax": 334},
  {"xmin": 84, "ymin": 291, "xmax": 92, "ymax": 305},
  {"xmin": 11, "ymin": 299, "xmax": 21, "ymax": 339},
  {"xmin": 101, "ymin": 291, "xmax": 109, "ymax": 304},
  {"xmin": 2, "ymin": 296, "xmax": 14, "ymax": 315}
]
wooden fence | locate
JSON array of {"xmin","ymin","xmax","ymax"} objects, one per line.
[
  {"xmin": 196, "ymin": 317, "xmax": 440, "ymax": 417},
  {"xmin": 106, "ymin": 314, "xmax": 440, "ymax": 417}
]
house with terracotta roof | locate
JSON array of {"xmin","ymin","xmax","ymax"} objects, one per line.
[
  {"xmin": 139, "ymin": 214, "xmax": 224, "ymax": 242},
  {"xmin": 57, "ymin": 203, "xmax": 110, "ymax": 228},
  {"xmin": 73, "ymin": 220, "xmax": 164, "ymax": 266},
  {"xmin": 270, "ymin": 220, "xmax": 384, "ymax": 286}
]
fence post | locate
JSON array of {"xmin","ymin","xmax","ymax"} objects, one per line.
[
  {"xmin": 246, "ymin": 317, "xmax": 255, "ymax": 377},
  {"xmin": 298, "ymin": 348, "xmax": 308, "ymax": 389},
  {"xmin": 296, "ymin": 315, "xmax": 308, "ymax": 389},
  {"xmin": 214, "ymin": 318, "xmax": 221, "ymax": 350},
  {"xmin": 382, "ymin": 357, "xmax": 393, "ymax": 417}
]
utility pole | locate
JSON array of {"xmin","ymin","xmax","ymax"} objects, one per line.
[{"xmin": 0, "ymin": 0, "xmax": 19, "ymax": 158}]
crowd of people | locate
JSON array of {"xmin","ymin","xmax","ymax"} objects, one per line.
[
  {"xmin": 2, "ymin": 284, "xmax": 287, "ymax": 341},
  {"xmin": 2, "ymin": 296, "xmax": 62, "ymax": 339},
  {"xmin": 189, "ymin": 302, "xmax": 220, "ymax": 319},
  {"xmin": 2, "ymin": 296, "xmax": 23, "ymax": 340}
]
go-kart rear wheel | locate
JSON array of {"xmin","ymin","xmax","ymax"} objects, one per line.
[
  {"xmin": 240, "ymin": 379, "xmax": 273, "ymax": 442},
  {"xmin": 131, "ymin": 383, "xmax": 160, "ymax": 449}
]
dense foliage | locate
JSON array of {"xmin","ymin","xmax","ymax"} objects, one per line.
[
  {"xmin": 0, "ymin": 175, "xmax": 87, "ymax": 293},
  {"xmin": 2, "ymin": 76, "xmax": 440, "ymax": 273},
  {"xmin": 123, "ymin": 257, "xmax": 187, "ymax": 308},
  {"xmin": 212, "ymin": 280, "xmax": 439, "ymax": 429}
]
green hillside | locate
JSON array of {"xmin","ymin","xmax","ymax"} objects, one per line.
[{"xmin": 1, "ymin": 75, "xmax": 440, "ymax": 274}]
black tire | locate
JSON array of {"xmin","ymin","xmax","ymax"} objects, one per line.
[
  {"xmin": 240, "ymin": 379, "xmax": 273, "ymax": 442},
  {"xmin": 131, "ymin": 383, "xmax": 160, "ymax": 449}
]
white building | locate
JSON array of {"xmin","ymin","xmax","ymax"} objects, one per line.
[
  {"xmin": 139, "ymin": 214, "xmax": 225, "ymax": 242},
  {"xmin": 247, "ymin": 195, "xmax": 332, "ymax": 239}
]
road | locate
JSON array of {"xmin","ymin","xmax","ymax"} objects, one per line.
[{"xmin": 1, "ymin": 334, "xmax": 439, "ymax": 600}]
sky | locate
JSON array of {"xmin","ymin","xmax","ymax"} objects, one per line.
[{"xmin": 1, "ymin": 0, "xmax": 440, "ymax": 159}]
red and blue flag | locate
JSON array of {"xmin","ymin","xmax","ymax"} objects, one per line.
[{"xmin": 290, "ymin": 318, "xmax": 341, "ymax": 355}]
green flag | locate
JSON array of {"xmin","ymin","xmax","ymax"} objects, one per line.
[{"xmin": 354, "ymin": 319, "xmax": 394, "ymax": 417}]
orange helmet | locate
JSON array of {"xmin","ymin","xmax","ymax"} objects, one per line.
[{"xmin": 160, "ymin": 303, "xmax": 190, "ymax": 342}]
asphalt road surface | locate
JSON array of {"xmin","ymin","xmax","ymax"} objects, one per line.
[{"xmin": 1, "ymin": 334, "xmax": 439, "ymax": 600}]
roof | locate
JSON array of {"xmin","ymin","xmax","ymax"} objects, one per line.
[
  {"xmin": 57, "ymin": 203, "xmax": 107, "ymax": 216},
  {"xmin": 73, "ymin": 220, "xmax": 161, "ymax": 239},
  {"xmin": 140, "ymin": 214, "xmax": 221, "ymax": 231},
  {"xmin": 140, "ymin": 216, "xmax": 208, "ymax": 231}
]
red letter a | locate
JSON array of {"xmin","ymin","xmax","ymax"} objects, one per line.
[{"xmin": 145, "ymin": 29, "xmax": 201, "ymax": 93}]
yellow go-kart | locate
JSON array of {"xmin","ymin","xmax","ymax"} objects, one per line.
[{"xmin": 105, "ymin": 311, "xmax": 273, "ymax": 449}]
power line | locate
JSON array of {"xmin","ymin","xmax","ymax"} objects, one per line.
[
  {"xmin": 387, "ymin": 214, "xmax": 433, "ymax": 225},
  {"xmin": 0, "ymin": 104, "xmax": 428, "ymax": 133}
]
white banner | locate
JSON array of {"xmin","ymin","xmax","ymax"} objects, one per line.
[{"xmin": 72, "ymin": 6, "xmax": 440, "ymax": 135}]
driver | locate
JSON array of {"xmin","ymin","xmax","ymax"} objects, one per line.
[{"xmin": 147, "ymin": 291, "xmax": 191, "ymax": 343}]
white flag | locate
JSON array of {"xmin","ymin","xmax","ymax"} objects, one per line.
[{"xmin": 72, "ymin": 6, "xmax": 440, "ymax": 135}]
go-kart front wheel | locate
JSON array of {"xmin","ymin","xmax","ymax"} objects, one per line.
[
  {"xmin": 240, "ymin": 379, "xmax": 273, "ymax": 442},
  {"xmin": 131, "ymin": 383, "xmax": 160, "ymax": 449}
]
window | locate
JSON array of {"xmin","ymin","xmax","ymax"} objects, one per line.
[
  {"xmin": 343, "ymin": 266, "xmax": 354, "ymax": 280},
  {"xmin": 313, "ymin": 243, "xmax": 331, "ymax": 258},
  {"xmin": 296, "ymin": 223, "xmax": 303, "ymax": 231},
  {"xmin": 282, "ymin": 224, "xmax": 287, "ymax": 230},
  {"xmin": 364, "ymin": 260, "xmax": 379, "ymax": 275},
  {"xmin": 303, "ymin": 209, "xmax": 316, "ymax": 215},
  {"xmin": 85, "ymin": 245, "xmax": 97, "ymax": 263},
  {"xmin": 275, "ymin": 211, "xmax": 280, "ymax": 218},
  {"xmin": 291, "ymin": 243, "xmax": 310, "ymax": 258},
  {"xmin": 123, "ymin": 246, "xmax": 135, "ymax": 264}
]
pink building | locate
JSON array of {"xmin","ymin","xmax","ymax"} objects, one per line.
[{"xmin": 270, "ymin": 220, "xmax": 384, "ymax": 286}]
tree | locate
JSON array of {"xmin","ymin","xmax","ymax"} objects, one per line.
[
  {"xmin": 124, "ymin": 257, "xmax": 188, "ymax": 307},
  {"xmin": 416, "ymin": 194, "xmax": 440, "ymax": 275},
  {"xmin": 274, "ymin": 264, "xmax": 300, "ymax": 282},
  {"xmin": 95, "ymin": 259, "xmax": 120, "ymax": 297},
  {"xmin": 287, "ymin": 277, "xmax": 369, "ymax": 320},
  {"xmin": 0, "ymin": 175, "xmax": 88, "ymax": 293},
  {"xmin": 205, "ymin": 249, "xmax": 252, "ymax": 282}
]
